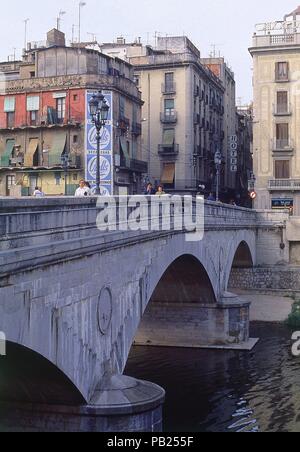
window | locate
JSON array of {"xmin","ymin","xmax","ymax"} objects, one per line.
[
  {"xmin": 27, "ymin": 96, "xmax": 39, "ymax": 112},
  {"xmin": 73, "ymin": 135, "xmax": 78, "ymax": 144},
  {"xmin": 73, "ymin": 94, "xmax": 78, "ymax": 102},
  {"xmin": 7, "ymin": 112, "xmax": 15, "ymax": 128},
  {"xmin": 276, "ymin": 123, "xmax": 289, "ymax": 149},
  {"xmin": 162, "ymin": 129, "xmax": 175, "ymax": 148},
  {"xmin": 4, "ymin": 97, "xmax": 15, "ymax": 113},
  {"xmin": 6, "ymin": 175, "xmax": 15, "ymax": 195},
  {"xmin": 275, "ymin": 160, "xmax": 290, "ymax": 179},
  {"xmin": 30, "ymin": 111, "xmax": 38, "ymax": 126},
  {"xmin": 276, "ymin": 62, "xmax": 289, "ymax": 81},
  {"xmin": 164, "ymin": 73, "xmax": 175, "ymax": 93},
  {"xmin": 54, "ymin": 173, "xmax": 61, "ymax": 186},
  {"xmin": 164, "ymin": 99, "xmax": 175, "ymax": 117},
  {"xmin": 277, "ymin": 92, "xmax": 288, "ymax": 114},
  {"xmin": 56, "ymin": 97, "xmax": 66, "ymax": 122}
]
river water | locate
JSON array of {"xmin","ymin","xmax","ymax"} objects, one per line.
[{"xmin": 125, "ymin": 322, "xmax": 300, "ymax": 433}]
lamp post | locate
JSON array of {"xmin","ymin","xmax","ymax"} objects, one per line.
[
  {"xmin": 88, "ymin": 91, "xmax": 110, "ymax": 195},
  {"xmin": 61, "ymin": 153, "xmax": 72, "ymax": 196},
  {"xmin": 78, "ymin": 1, "xmax": 86, "ymax": 43},
  {"xmin": 57, "ymin": 10, "xmax": 66, "ymax": 31},
  {"xmin": 214, "ymin": 150, "xmax": 222, "ymax": 202}
]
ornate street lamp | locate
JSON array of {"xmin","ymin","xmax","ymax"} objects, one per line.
[
  {"xmin": 214, "ymin": 150, "xmax": 222, "ymax": 203},
  {"xmin": 88, "ymin": 91, "xmax": 110, "ymax": 195}
]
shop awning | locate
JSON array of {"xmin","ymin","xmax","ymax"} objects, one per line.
[
  {"xmin": 0, "ymin": 139, "xmax": 15, "ymax": 167},
  {"xmin": 24, "ymin": 138, "xmax": 39, "ymax": 167},
  {"xmin": 48, "ymin": 133, "xmax": 66, "ymax": 166},
  {"xmin": 162, "ymin": 129, "xmax": 175, "ymax": 147},
  {"xmin": 161, "ymin": 163, "xmax": 175, "ymax": 184}
]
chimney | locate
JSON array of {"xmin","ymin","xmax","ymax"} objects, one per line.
[{"xmin": 46, "ymin": 29, "xmax": 66, "ymax": 47}]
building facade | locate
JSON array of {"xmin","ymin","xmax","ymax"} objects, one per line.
[
  {"xmin": 0, "ymin": 29, "xmax": 146, "ymax": 197},
  {"xmin": 236, "ymin": 105, "xmax": 254, "ymax": 206},
  {"xmin": 250, "ymin": 7, "xmax": 300, "ymax": 213},
  {"xmin": 201, "ymin": 58, "xmax": 237, "ymax": 193},
  {"xmin": 103, "ymin": 36, "xmax": 227, "ymax": 195}
]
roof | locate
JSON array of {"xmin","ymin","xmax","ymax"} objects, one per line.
[{"xmin": 285, "ymin": 6, "xmax": 300, "ymax": 18}]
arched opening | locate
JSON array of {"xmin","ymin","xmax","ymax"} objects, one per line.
[
  {"xmin": 0, "ymin": 342, "xmax": 85, "ymax": 405},
  {"xmin": 133, "ymin": 255, "xmax": 216, "ymax": 348},
  {"xmin": 228, "ymin": 241, "xmax": 254, "ymax": 291},
  {"xmin": 151, "ymin": 255, "xmax": 216, "ymax": 304},
  {"xmin": 231, "ymin": 241, "xmax": 253, "ymax": 269}
]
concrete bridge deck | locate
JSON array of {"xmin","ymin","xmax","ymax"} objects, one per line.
[{"xmin": 0, "ymin": 197, "xmax": 291, "ymax": 431}]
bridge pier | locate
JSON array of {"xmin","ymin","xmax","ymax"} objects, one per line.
[
  {"xmin": 134, "ymin": 293, "xmax": 256, "ymax": 350},
  {"xmin": 0, "ymin": 376, "xmax": 165, "ymax": 432}
]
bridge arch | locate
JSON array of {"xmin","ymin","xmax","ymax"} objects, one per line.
[
  {"xmin": 232, "ymin": 241, "xmax": 254, "ymax": 268},
  {"xmin": 0, "ymin": 341, "xmax": 86, "ymax": 405},
  {"xmin": 149, "ymin": 254, "xmax": 217, "ymax": 305},
  {"xmin": 126, "ymin": 253, "xmax": 217, "ymax": 353},
  {"xmin": 225, "ymin": 235, "xmax": 255, "ymax": 291}
]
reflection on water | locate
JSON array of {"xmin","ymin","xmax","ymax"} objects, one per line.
[{"xmin": 125, "ymin": 323, "xmax": 300, "ymax": 432}]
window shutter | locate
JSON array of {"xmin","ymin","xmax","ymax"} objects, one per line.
[
  {"xmin": 27, "ymin": 96, "xmax": 40, "ymax": 112},
  {"xmin": 4, "ymin": 97, "xmax": 15, "ymax": 112}
]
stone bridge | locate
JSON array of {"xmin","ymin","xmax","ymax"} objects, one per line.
[{"xmin": 0, "ymin": 198, "xmax": 290, "ymax": 432}]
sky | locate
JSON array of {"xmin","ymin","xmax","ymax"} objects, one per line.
[{"xmin": 0, "ymin": 0, "xmax": 298, "ymax": 102}]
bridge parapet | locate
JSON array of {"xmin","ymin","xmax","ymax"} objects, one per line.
[{"xmin": 0, "ymin": 197, "xmax": 257, "ymax": 248}]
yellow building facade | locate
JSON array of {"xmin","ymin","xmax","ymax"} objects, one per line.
[{"xmin": 250, "ymin": 8, "xmax": 300, "ymax": 214}]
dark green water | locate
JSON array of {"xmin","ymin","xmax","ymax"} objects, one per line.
[{"xmin": 125, "ymin": 322, "xmax": 300, "ymax": 432}]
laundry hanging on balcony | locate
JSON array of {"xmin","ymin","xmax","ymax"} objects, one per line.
[{"xmin": 24, "ymin": 138, "xmax": 39, "ymax": 167}]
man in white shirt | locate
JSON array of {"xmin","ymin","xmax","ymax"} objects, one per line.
[
  {"xmin": 75, "ymin": 180, "xmax": 92, "ymax": 197},
  {"xmin": 33, "ymin": 187, "xmax": 45, "ymax": 198}
]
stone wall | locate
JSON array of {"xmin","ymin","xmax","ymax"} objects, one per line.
[{"xmin": 229, "ymin": 267, "xmax": 300, "ymax": 291}]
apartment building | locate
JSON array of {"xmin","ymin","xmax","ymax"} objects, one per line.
[
  {"xmin": 236, "ymin": 105, "xmax": 254, "ymax": 206},
  {"xmin": 201, "ymin": 58, "xmax": 237, "ymax": 192},
  {"xmin": 103, "ymin": 36, "xmax": 226, "ymax": 195},
  {"xmin": 250, "ymin": 7, "xmax": 300, "ymax": 213},
  {"xmin": 0, "ymin": 29, "xmax": 146, "ymax": 196}
]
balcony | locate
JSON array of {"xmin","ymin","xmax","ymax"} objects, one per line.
[
  {"xmin": 268, "ymin": 179, "xmax": 300, "ymax": 191},
  {"xmin": 10, "ymin": 157, "xmax": 24, "ymax": 166},
  {"xmin": 130, "ymin": 159, "xmax": 148, "ymax": 173},
  {"xmin": 272, "ymin": 138, "xmax": 294, "ymax": 153},
  {"xmin": 120, "ymin": 156, "xmax": 148, "ymax": 173},
  {"xmin": 160, "ymin": 112, "xmax": 178, "ymax": 124},
  {"xmin": 118, "ymin": 116, "xmax": 130, "ymax": 131},
  {"xmin": 273, "ymin": 104, "xmax": 292, "ymax": 116},
  {"xmin": 162, "ymin": 83, "xmax": 176, "ymax": 94},
  {"xmin": 132, "ymin": 122, "xmax": 142, "ymax": 136},
  {"xmin": 158, "ymin": 144, "xmax": 179, "ymax": 157}
]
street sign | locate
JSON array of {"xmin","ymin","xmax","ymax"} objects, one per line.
[{"xmin": 249, "ymin": 191, "xmax": 257, "ymax": 200}]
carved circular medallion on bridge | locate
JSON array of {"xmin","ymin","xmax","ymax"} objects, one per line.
[{"xmin": 97, "ymin": 287, "xmax": 113, "ymax": 335}]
